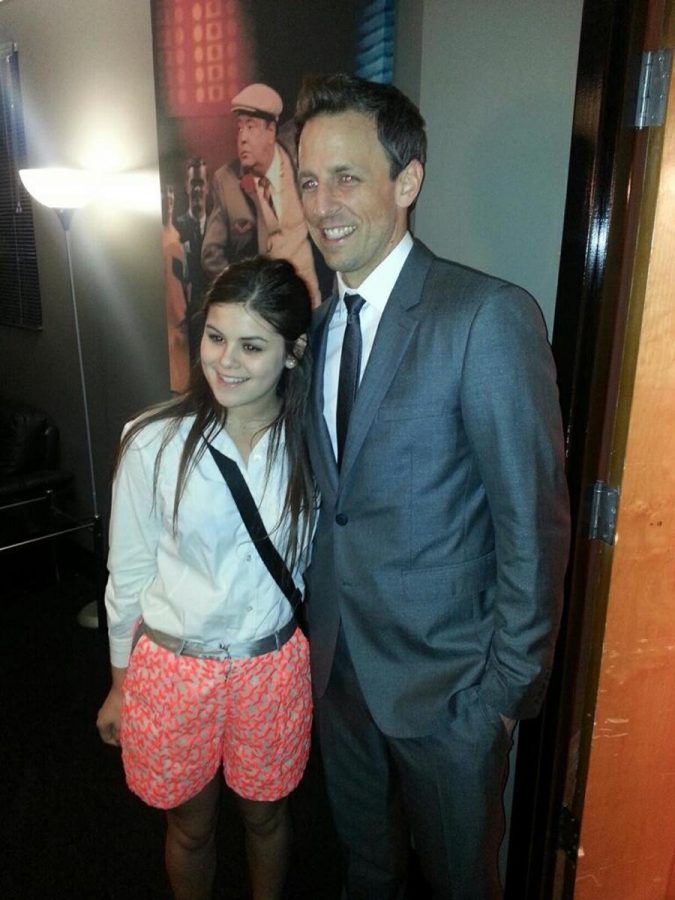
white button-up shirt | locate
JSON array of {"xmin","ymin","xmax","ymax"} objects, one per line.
[
  {"xmin": 105, "ymin": 416, "xmax": 306, "ymax": 668},
  {"xmin": 323, "ymin": 232, "xmax": 413, "ymax": 456}
]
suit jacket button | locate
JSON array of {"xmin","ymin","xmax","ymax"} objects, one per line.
[{"xmin": 335, "ymin": 513, "xmax": 348, "ymax": 526}]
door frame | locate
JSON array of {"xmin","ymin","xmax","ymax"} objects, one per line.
[{"xmin": 505, "ymin": 0, "xmax": 670, "ymax": 896}]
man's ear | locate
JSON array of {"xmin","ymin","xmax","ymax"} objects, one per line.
[
  {"xmin": 395, "ymin": 159, "xmax": 424, "ymax": 210},
  {"xmin": 286, "ymin": 334, "xmax": 308, "ymax": 367}
]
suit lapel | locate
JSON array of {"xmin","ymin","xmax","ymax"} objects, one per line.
[{"xmin": 339, "ymin": 242, "xmax": 434, "ymax": 483}]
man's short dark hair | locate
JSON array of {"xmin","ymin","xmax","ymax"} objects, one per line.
[{"xmin": 294, "ymin": 73, "xmax": 426, "ymax": 179}]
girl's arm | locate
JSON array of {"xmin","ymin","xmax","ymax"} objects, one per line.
[
  {"xmin": 106, "ymin": 432, "xmax": 162, "ymax": 668},
  {"xmin": 98, "ymin": 427, "xmax": 163, "ymax": 746}
]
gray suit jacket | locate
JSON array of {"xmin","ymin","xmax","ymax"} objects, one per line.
[{"xmin": 305, "ymin": 240, "xmax": 570, "ymax": 738}]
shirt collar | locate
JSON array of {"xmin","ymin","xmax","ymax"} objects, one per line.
[{"xmin": 337, "ymin": 232, "xmax": 414, "ymax": 315}]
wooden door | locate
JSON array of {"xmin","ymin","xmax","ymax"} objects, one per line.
[
  {"xmin": 504, "ymin": 2, "xmax": 675, "ymax": 897},
  {"xmin": 573, "ymin": 12, "xmax": 675, "ymax": 896}
]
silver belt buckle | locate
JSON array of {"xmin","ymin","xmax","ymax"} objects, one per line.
[{"xmin": 217, "ymin": 642, "xmax": 232, "ymax": 661}]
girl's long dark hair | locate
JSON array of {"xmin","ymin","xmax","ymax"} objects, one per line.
[{"xmin": 114, "ymin": 256, "xmax": 316, "ymax": 569}]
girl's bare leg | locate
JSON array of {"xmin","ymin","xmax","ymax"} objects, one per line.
[
  {"xmin": 165, "ymin": 774, "xmax": 221, "ymax": 900},
  {"xmin": 237, "ymin": 795, "xmax": 291, "ymax": 900}
]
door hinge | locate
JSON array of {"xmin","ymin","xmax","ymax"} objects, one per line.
[
  {"xmin": 635, "ymin": 49, "xmax": 672, "ymax": 128},
  {"xmin": 558, "ymin": 805, "xmax": 580, "ymax": 861},
  {"xmin": 586, "ymin": 481, "xmax": 619, "ymax": 545}
]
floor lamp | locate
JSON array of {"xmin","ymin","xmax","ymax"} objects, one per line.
[{"xmin": 19, "ymin": 167, "xmax": 105, "ymax": 629}]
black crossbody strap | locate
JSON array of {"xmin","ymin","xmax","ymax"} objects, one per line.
[{"xmin": 205, "ymin": 441, "xmax": 301, "ymax": 613}]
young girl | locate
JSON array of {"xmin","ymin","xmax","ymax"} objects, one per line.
[{"xmin": 97, "ymin": 256, "xmax": 315, "ymax": 900}]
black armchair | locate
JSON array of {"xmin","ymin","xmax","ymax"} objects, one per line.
[
  {"xmin": 0, "ymin": 397, "xmax": 106, "ymax": 630},
  {"xmin": 0, "ymin": 397, "xmax": 73, "ymax": 503}
]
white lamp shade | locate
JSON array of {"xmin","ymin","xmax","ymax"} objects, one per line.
[{"xmin": 19, "ymin": 167, "xmax": 101, "ymax": 210}]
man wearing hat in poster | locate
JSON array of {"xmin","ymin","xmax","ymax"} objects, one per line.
[{"xmin": 202, "ymin": 83, "xmax": 321, "ymax": 305}]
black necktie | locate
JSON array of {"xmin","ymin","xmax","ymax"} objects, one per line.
[{"xmin": 336, "ymin": 293, "xmax": 366, "ymax": 469}]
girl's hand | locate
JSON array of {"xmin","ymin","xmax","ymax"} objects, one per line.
[{"xmin": 97, "ymin": 684, "xmax": 124, "ymax": 747}]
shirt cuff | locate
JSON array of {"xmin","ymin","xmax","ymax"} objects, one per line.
[{"xmin": 108, "ymin": 631, "xmax": 136, "ymax": 669}]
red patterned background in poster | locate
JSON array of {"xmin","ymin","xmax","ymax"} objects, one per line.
[{"xmin": 154, "ymin": 0, "xmax": 252, "ymax": 119}]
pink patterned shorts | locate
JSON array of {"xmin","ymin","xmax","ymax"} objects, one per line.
[{"xmin": 120, "ymin": 628, "xmax": 312, "ymax": 809}]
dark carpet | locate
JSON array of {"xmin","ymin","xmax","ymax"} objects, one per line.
[{"xmin": 0, "ymin": 547, "xmax": 342, "ymax": 900}]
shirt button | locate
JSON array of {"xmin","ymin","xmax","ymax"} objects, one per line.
[
  {"xmin": 335, "ymin": 513, "xmax": 348, "ymax": 526},
  {"xmin": 245, "ymin": 554, "xmax": 252, "ymax": 562}
]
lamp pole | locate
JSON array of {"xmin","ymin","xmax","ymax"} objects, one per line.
[
  {"xmin": 58, "ymin": 208, "xmax": 99, "ymax": 520},
  {"xmin": 56, "ymin": 208, "xmax": 105, "ymax": 630},
  {"xmin": 19, "ymin": 169, "xmax": 106, "ymax": 630}
]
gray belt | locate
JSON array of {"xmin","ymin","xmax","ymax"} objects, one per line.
[{"xmin": 141, "ymin": 618, "xmax": 297, "ymax": 661}]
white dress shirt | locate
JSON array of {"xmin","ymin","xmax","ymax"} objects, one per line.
[
  {"xmin": 323, "ymin": 232, "xmax": 414, "ymax": 456},
  {"xmin": 105, "ymin": 416, "xmax": 306, "ymax": 668}
]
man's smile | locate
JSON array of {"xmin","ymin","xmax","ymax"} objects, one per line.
[{"xmin": 321, "ymin": 225, "xmax": 357, "ymax": 241}]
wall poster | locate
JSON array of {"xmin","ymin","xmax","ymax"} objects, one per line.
[{"xmin": 150, "ymin": 0, "xmax": 395, "ymax": 392}]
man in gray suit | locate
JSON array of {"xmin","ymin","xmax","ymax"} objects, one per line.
[{"xmin": 295, "ymin": 74, "xmax": 570, "ymax": 899}]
